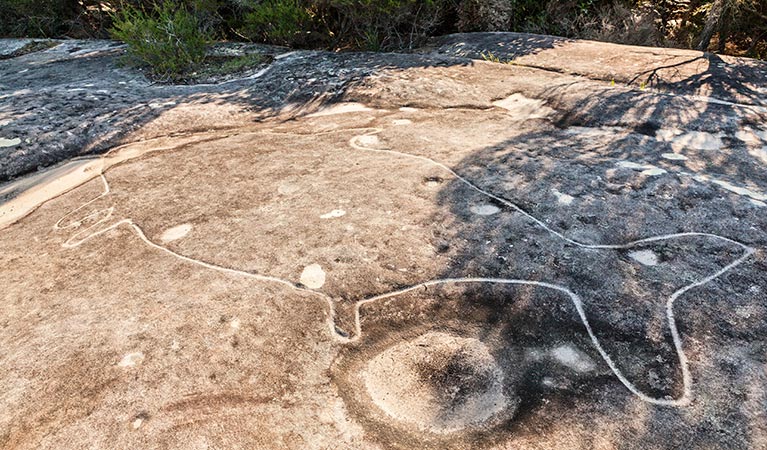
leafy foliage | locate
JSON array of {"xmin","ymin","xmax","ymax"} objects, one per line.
[
  {"xmin": 239, "ymin": 0, "xmax": 452, "ymax": 50},
  {"xmin": 1, "ymin": 0, "xmax": 765, "ymax": 59},
  {"xmin": 242, "ymin": 0, "xmax": 319, "ymax": 47},
  {"xmin": 0, "ymin": 0, "xmax": 80, "ymax": 37},
  {"xmin": 324, "ymin": 0, "xmax": 451, "ymax": 50},
  {"xmin": 109, "ymin": 1, "xmax": 212, "ymax": 80}
]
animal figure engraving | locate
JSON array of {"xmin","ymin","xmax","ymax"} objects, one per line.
[{"xmin": 53, "ymin": 127, "xmax": 756, "ymax": 408}]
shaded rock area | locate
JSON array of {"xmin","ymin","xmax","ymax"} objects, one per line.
[
  {"xmin": 1, "ymin": 33, "xmax": 767, "ymax": 449},
  {"xmin": 429, "ymin": 32, "xmax": 767, "ymax": 104}
]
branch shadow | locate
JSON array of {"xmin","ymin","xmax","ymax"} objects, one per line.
[
  {"xmin": 0, "ymin": 33, "xmax": 568, "ymax": 185},
  {"xmin": 332, "ymin": 35, "xmax": 767, "ymax": 448},
  {"xmin": 414, "ymin": 54, "xmax": 767, "ymax": 448}
]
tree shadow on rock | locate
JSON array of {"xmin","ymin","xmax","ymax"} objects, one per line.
[
  {"xmin": 422, "ymin": 74, "xmax": 767, "ymax": 448},
  {"xmin": 0, "ymin": 40, "xmax": 482, "ymax": 184}
]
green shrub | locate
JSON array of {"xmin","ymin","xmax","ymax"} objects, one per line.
[
  {"xmin": 109, "ymin": 0, "xmax": 212, "ymax": 80},
  {"xmin": 2, "ymin": 0, "xmax": 766, "ymax": 59},
  {"xmin": 242, "ymin": 0, "xmax": 320, "ymax": 47},
  {"xmin": 0, "ymin": 0, "xmax": 122, "ymax": 38}
]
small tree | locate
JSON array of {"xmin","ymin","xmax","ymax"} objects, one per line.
[{"xmin": 110, "ymin": 0, "xmax": 212, "ymax": 80}]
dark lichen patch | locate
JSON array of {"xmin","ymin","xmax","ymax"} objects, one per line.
[
  {"xmin": 0, "ymin": 40, "xmax": 57, "ymax": 60},
  {"xmin": 412, "ymin": 348, "xmax": 498, "ymax": 408}
]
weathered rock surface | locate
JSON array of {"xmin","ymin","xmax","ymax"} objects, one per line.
[{"xmin": 1, "ymin": 33, "xmax": 766, "ymax": 449}]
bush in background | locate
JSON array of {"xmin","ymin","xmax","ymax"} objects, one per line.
[
  {"xmin": 525, "ymin": 1, "xmax": 665, "ymax": 47},
  {"xmin": 1, "ymin": 0, "xmax": 765, "ymax": 60},
  {"xmin": 0, "ymin": 0, "xmax": 81, "ymax": 37},
  {"xmin": 325, "ymin": 0, "xmax": 453, "ymax": 50},
  {"xmin": 241, "ymin": 0, "xmax": 320, "ymax": 47},
  {"xmin": 109, "ymin": 0, "xmax": 212, "ymax": 80},
  {"xmin": 456, "ymin": 0, "xmax": 514, "ymax": 32},
  {"xmin": 239, "ymin": 0, "xmax": 453, "ymax": 50}
]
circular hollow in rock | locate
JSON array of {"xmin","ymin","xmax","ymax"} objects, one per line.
[{"xmin": 362, "ymin": 332, "xmax": 513, "ymax": 434}]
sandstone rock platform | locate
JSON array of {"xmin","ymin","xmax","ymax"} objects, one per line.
[{"xmin": 1, "ymin": 33, "xmax": 766, "ymax": 449}]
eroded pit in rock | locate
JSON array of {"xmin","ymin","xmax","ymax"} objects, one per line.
[{"xmin": 362, "ymin": 331, "xmax": 515, "ymax": 434}]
